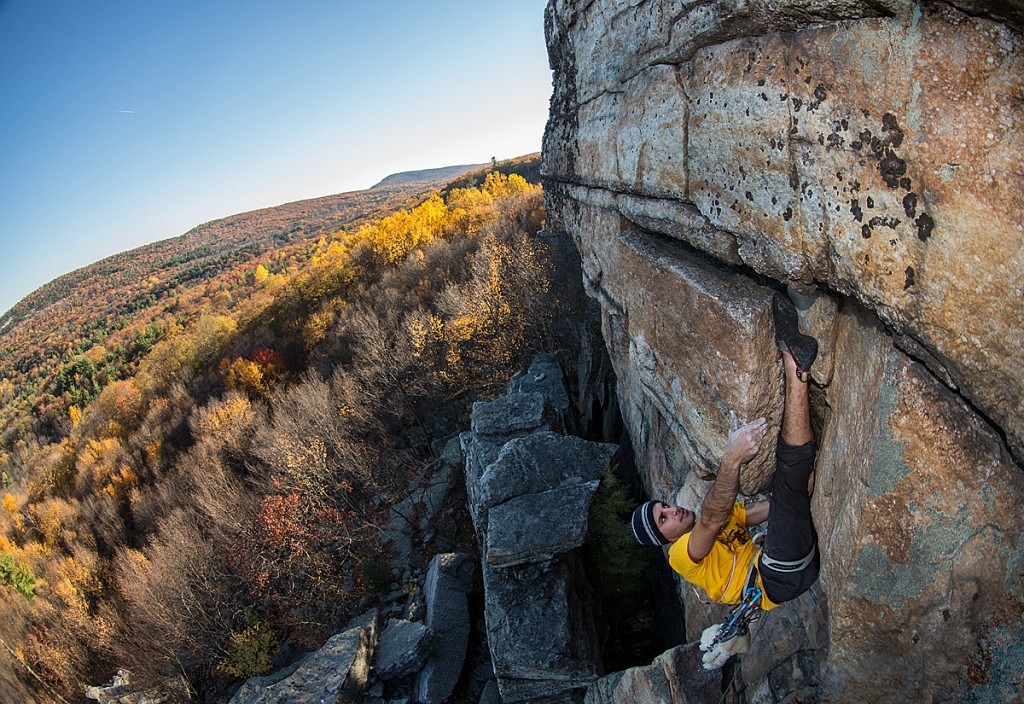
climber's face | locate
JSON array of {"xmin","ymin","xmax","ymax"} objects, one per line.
[{"xmin": 651, "ymin": 501, "xmax": 695, "ymax": 542}]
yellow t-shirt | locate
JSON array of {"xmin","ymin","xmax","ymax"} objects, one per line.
[{"xmin": 668, "ymin": 502, "xmax": 781, "ymax": 611}]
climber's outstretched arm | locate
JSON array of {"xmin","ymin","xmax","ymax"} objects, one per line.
[{"xmin": 687, "ymin": 413, "xmax": 767, "ymax": 562}]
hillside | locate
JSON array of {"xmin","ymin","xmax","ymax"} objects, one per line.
[
  {"xmin": 0, "ymin": 156, "xmax": 554, "ymax": 702},
  {"xmin": 0, "ymin": 164, "xmax": 515, "ymax": 475}
]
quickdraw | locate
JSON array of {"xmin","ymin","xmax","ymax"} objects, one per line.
[{"xmin": 711, "ymin": 584, "xmax": 763, "ymax": 647}]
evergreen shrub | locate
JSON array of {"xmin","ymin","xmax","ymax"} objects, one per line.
[{"xmin": 0, "ymin": 551, "xmax": 36, "ymax": 598}]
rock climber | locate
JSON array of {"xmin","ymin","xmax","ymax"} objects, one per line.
[{"xmin": 629, "ymin": 293, "xmax": 820, "ymax": 617}]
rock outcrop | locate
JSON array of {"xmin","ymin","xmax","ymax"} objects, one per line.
[
  {"xmin": 544, "ymin": 0, "xmax": 1024, "ymax": 701},
  {"xmin": 229, "ymin": 609, "xmax": 379, "ymax": 704},
  {"xmin": 584, "ymin": 644, "xmax": 721, "ymax": 704},
  {"xmin": 463, "ymin": 354, "xmax": 619, "ymax": 702},
  {"xmin": 413, "ymin": 552, "xmax": 476, "ymax": 704}
]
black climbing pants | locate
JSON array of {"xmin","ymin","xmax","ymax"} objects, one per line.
[{"xmin": 758, "ymin": 438, "xmax": 820, "ymax": 604}]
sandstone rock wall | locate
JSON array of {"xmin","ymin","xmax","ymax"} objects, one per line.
[{"xmin": 543, "ymin": 1, "xmax": 1024, "ymax": 700}]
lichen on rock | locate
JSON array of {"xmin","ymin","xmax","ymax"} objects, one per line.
[{"xmin": 543, "ymin": 0, "xmax": 1024, "ymax": 700}]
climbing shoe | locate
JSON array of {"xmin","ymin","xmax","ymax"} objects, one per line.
[{"xmin": 772, "ymin": 292, "xmax": 818, "ymax": 380}]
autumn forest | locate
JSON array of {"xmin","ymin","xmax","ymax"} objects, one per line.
[{"xmin": 0, "ymin": 156, "xmax": 563, "ymax": 701}]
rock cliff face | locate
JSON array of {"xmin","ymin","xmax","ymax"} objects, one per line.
[{"xmin": 543, "ymin": 1, "xmax": 1024, "ymax": 701}]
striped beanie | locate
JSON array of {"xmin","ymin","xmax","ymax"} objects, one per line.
[{"xmin": 630, "ymin": 500, "xmax": 670, "ymax": 546}]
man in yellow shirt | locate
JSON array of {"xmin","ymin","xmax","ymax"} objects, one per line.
[{"xmin": 630, "ymin": 293, "xmax": 820, "ymax": 610}]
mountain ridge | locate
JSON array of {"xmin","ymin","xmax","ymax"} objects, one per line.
[
  {"xmin": 369, "ymin": 163, "xmax": 485, "ymax": 189},
  {"xmin": 0, "ymin": 163, "xmax": 488, "ymax": 327}
]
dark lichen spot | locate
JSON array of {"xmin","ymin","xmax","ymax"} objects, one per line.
[
  {"xmin": 869, "ymin": 215, "xmax": 901, "ymax": 229},
  {"xmin": 836, "ymin": 172, "xmax": 843, "ymax": 181},
  {"xmin": 792, "ymin": 97, "xmax": 803, "ymax": 111},
  {"xmin": 814, "ymin": 84, "xmax": 827, "ymax": 101},
  {"xmin": 880, "ymin": 150, "xmax": 907, "ymax": 188},
  {"xmin": 905, "ymin": 266, "xmax": 915, "ymax": 289},
  {"xmin": 903, "ymin": 192, "xmax": 918, "ymax": 219},
  {"xmin": 862, "ymin": 224, "xmax": 872, "ymax": 238},
  {"xmin": 942, "ymin": 608, "xmax": 951, "ymax": 622},
  {"xmin": 771, "ymin": 196, "xmax": 778, "ymax": 205},
  {"xmin": 881, "ymin": 112, "xmax": 904, "ymax": 148},
  {"xmin": 866, "ymin": 196, "xmax": 874, "ymax": 208},
  {"xmin": 826, "ymin": 133, "xmax": 844, "ymax": 150},
  {"xmin": 758, "ymin": 78, "xmax": 766, "ymax": 86},
  {"xmin": 804, "ymin": 75, "xmax": 813, "ymax": 85},
  {"xmin": 818, "ymin": 133, "xmax": 825, "ymax": 145},
  {"xmin": 850, "ymin": 199, "xmax": 863, "ymax": 222},
  {"xmin": 745, "ymin": 191, "xmax": 754, "ymax": 201},
  {"xmin": 783, "ymin": 206, "xmax": 794, "ymax": 221},
  {"xmin": 850, "ymin": 140, "xmax": 863, "ymax": 151},
  {"xmin": 760, "ymin": 92, "xmax": 769, "ymax": 101},
  {"xmin": 916, "ymin": 213, "xmax": 934, "ymax": 241},
  {"xmin": 912, "ymin": 634, "xmax": 920, "ymax": 644},
  {"xmin": 900, "ymin": 177, "xmax": 912, "ymax": 191}
]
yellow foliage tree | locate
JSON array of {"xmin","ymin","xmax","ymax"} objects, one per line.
[
  {"xmin": 191, "ymin": 393, "xmax": 256, "ymax": 457},
  {"xmin": 30, "ymin": 498, "xmax": 78, "ymax": 549},
  {"xmin": 102, "ymin": 466, "xmax": 139, "ymax": 499},
  {"xmin": 77, "ymin": 437, "xmax": 126, "ymax": 495},
  {"xmin": 254, "ymin": 264, "xmax": 270, "ymax": 285},
  {"xmin": 358, "ymin": 195, "xmax": 452, "ymax": 265},
  {"xmin": 225, "ymin": 358, "xmax": 265, "ymax": 397}
]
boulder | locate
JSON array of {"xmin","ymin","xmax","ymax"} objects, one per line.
[
  {"xmin": 84, "ymin": 670, "xmax": 189, "ymax": 704},
  {"xmin": 229, "ymin": 609, "xmax": 379, "ymax": 704},
  {"xmin": 584, "ymin": 643, "xmax": 721, "ymax": 704},
  {"xmin": 547, "ymin": 0, "xmax": 1024, "ymax": 463},
  {"xmin": 478, "ymin": 431, "xmax": 617, "ymax": 510},
  {"xmin": 414, "ymin": 553, "xmax": 476, "ymax": 704},
  {"xmin": 374, "ymin": 619, "xmax": 436, "ymax": 681},
  {"xmin": 507, "ymin": 354, "xmax": 573, "ymax": 433},
  {"xmin": 472, "ymin": 392, "xmax": 550, "ymax": 437},
  {"xmin": 485, "ymin": 480, "xmax": 600, "ymax": 568},
  {"xmin": 464, "ymin": 393, "xmax": 553, "ymax": 532},
  {"xmin": 483, "ymin": 558, "xmax": 600, "ymax": 703}
]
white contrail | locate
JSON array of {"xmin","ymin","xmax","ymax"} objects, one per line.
[{"xmin": 111, "ymin": 109, "xmax": 136, "ymax": 114}]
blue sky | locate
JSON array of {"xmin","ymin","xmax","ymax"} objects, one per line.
[{"xmin": 0, "ymin": 0, "xmax": 552, "ymax": 316}]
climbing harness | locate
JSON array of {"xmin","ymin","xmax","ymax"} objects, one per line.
[
  {"xmin": 760, "ymin": 543, "xmax": 817, "ymax": 573},
  {"xmin": 709, "ymin": 554, "xmax": 764, "ymax": 648},
  {"xmin": 705, "ymin": 540, "xmax": 818, "ymax": 650}
]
